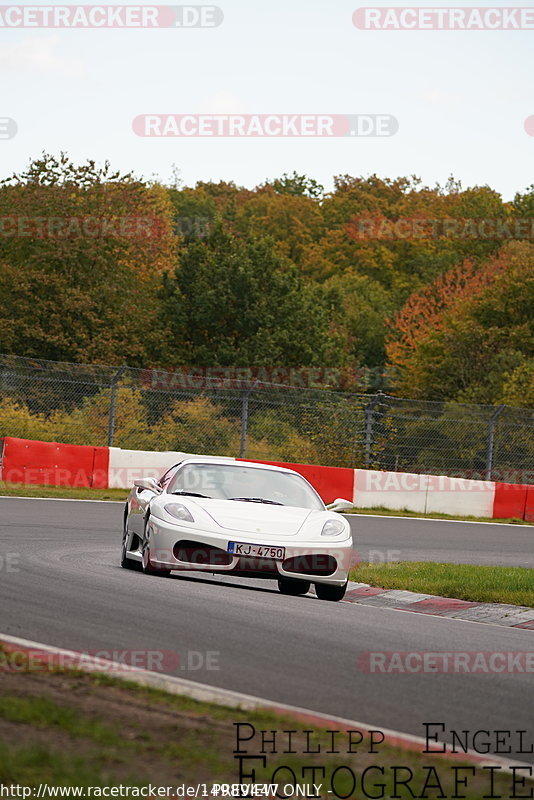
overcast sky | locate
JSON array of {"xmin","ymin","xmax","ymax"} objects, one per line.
[{"xmin": 1, "ymin": 0, "xmax": 533, "ymax": 199}]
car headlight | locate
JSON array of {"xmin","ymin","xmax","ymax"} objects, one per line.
[
  {"xmin": 321, "ymin": 518, "xmax": 346, "ymax": 536},
  {"xmin": 164, "ymin": 503, "xmax": 194, "ymax": 523}
]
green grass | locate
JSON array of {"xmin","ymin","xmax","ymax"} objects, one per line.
[
  {"xmin": 0, "ymin": 696, "xmax": 120, "ymax": 745},
  {"xmin": 350, "ymin": 561, "xmax": 534, "ymax": 607},
  {"xmin": 0, "ymin": 742, "xmax": 136, "ymax": 789},
  {"xmin": 0, "ymin": 481, "xmax": 128, "ymax": 501},
  {"xmin": 348, "ymin": 505, "xmax": 532, "ymax": 525}
]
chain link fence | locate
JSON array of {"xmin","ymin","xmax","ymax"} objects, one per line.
[{"xmin": 0, "ymin": 353, "xmax": 533, "ymax": 484}]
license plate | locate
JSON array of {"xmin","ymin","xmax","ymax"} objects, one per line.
[{"xmin": 228, "ymin": 541, "xmax": 285, "ymax": 560}]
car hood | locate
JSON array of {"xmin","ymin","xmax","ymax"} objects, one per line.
[{"xmin": 195, "ymin": 498, "xmax": 313, "ymax": 536}]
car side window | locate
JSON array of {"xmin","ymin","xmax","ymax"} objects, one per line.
[{"xmin": 158, "ymin": 463, "xmax": 181, "ymax": 490}]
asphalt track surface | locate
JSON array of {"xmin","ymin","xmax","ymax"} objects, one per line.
[{"xmin": 1, "ymin": 497, "xmax": 533, "ymax": 764}]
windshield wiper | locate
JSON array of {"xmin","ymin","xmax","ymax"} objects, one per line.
[
  {"xmin": 170, "ymin": 491, "xmax": 211, "ymax": 498},
  {"xmin": 228, "ymin": 497, "xmax": 284, "ymax": 505}
]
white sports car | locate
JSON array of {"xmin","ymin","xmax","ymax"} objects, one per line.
[{"xmin": 121, "ymin": 458, "xmax": 354, "ymax": 601}]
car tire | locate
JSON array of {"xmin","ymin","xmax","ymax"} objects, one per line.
[
  {"xmin": 121, "ymin": 524, "xmax": 141, "ymax": 571},
  {"xmin": 141, "ymin": 519, "xmax": 171, "ymax": 577},
  {"xmin": 315, "ymin": 581, "xmax": 348, "ymax": 602},
  {"xmin": 141, "ymin": 546, "xmax": 171, "ymax": 577},
  {"xmin": 278, "ymin": 579, "xmax": 311, "ymax": 596}
]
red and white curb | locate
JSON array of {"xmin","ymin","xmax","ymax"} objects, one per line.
[
  {"xmin": 0, "ymin": 633, "xmax": 531, "ymax": 775},
  {"xmin": 344, "ymin": 582, "xmax": 534, "ymax": 629}
]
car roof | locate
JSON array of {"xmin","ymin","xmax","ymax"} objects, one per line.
[{"xmin": 177, "ymin": 457, "xmax": 301, "ymax": 476}]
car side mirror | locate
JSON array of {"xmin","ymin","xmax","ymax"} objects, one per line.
[
  {"xmin": 326, "ymin": 498, "xmax": 353, "ymax": 512},
  {"xmin": 134, "ymin": 477, "xmax": 161, "ymax": 493}
]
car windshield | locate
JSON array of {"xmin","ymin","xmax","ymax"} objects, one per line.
[{"xmin": 167, "ymin": 463, "xmax": 324, "ymax": 510}]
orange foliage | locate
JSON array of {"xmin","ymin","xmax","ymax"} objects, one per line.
[{"xmin": 387, "ymin": 251, "xmax": 509, "ymax": 370}]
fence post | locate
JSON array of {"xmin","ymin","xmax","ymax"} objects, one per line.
[
  {"xmin": 107, "ymin": 366, "xmax": 127, "ymax": 448},
  {"xmin": 485, "ymin": 404, "xmax": 505, "ymax": 481},
  {"xmin": 239, "ymin": 386, "xmax": 253, "ymax": 458},
  {"xmin": 364, "ymin": 393, "xmax": 381, "ymax": 469}
]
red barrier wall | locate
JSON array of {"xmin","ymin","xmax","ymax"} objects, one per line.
[
  {"xmin": 492, "ymin": 481, "xmax": 529, "ymax": 520},
  {"xmin": 524, "ymin": 485, "xmax": 534, "ymax": 523},
  {"xmin": 238, "ymin": 458, "xmax": 355, "ymax": 505},
  {"xmin": 0, "ymin": 437, "xmax": 110, "ymax": 488},
  {"xmin": 91, "ymin": 446, "xmax": 111, "ymax": 489},
  {"xmin": 1, "ymin": 436, "xmax": 533, "ymax": 520}
]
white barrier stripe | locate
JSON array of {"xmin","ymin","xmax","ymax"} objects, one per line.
[
  {"xmin": 353, "ymin": 468, "xmax": 496, "ymax": 518},
  {"xmin": 107, "ymin": 448, "xmax": 236, "ymax": 489}
]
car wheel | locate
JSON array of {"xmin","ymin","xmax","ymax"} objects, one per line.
[
  {"xmin": 121, "ymin": 523, "xmax": 141, "ymax": 571},
  {"xmin": 141, "ymin": 521, "xmax": 171, "ymax": 577},
  {"xmin": 315, "ymin": 581, "xmax": 348, "ymax": 602},
  {"xmin": 278, "ymin": 579, "xmax": 311, "ymax": 596}
]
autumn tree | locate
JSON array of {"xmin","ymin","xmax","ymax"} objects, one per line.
[
  {"xmin": 325, "ymin": 271, "xmax": 393, "ymax": 368},
  {"xmin": 319, "ymin": 175, "xmax": 507, "ymax": 297},
  {"xmin": 0, "ymin": 153, "xmax": 177, "ymax": 364},
  {"xmin": 159, "ymin": 225, "xmax": 346, "ymax": 368},
  {"xmin": 234, "ymin": 189, "xmax": 325, "ymax": 266},
  {"xmin": 262, "ymin": 171, "xmax": 324, "ymax": 199},
  {"xmin": 2, "ymin": 156, "xmax": 531, "ymax": 407},
  {"xmin": 387, "ymin": 241, "xmax": 534, "ymax": 403}
]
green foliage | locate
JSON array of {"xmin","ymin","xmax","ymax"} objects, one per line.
[
  {"xmin": 149, "ymin": 396, "xmax": 240, "ymax": 454},
  {"xmin": 0, "ymin": 397, "xmax": 55, "ymax": 442},
  {"xmin": 324, "ymin": 271, "xmax": 394, "ymax": 367},
  {"xmin": 512, "ymin": 184, "xmax": 534, "ymax": 217},
  {"xmin": 0, "ymin": 152, "xmax": 177, "ymax": 365},
  {"xmin": 0, "ymin": 390, "xmax": 317, "ymax": 460},
  {"xmin": 53, "ymin": 388, "xmax": 150, "ymax": 447},
  {"xmin": 246, "ymin": 409, "xmax": 322, "ymax": 464},
  {"xmin": 234, "ymin": 190, "xmax": 325, "ymax": 265},
  {"xmin": 263, "ymin": 171, "xmax": 325, "ymax": 199},
  {"xmin": 388, "ymin": 241, "xmax": 534, "ymax": 403},
  {"xmin": 501, "ymin": 362, "xmax": 534, "ymax": 407},
  {"xmin": 1, "ymin": 155, "xmax": 532, "ymax": 410},
  {"xmin": 160, "ymin": 225, "xmax": 345, "ymax": 368},
  {"xmin": 0, "ymin": 389, "xmax": 150, "ymax": 448}
]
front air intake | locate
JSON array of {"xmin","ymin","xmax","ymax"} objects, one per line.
[
  {"xmin": 282, "ymin": 554, "xmax": 337, "ymax": 576},
  {"xmin": 173, "ymin": 540, "xmax": 233, "ymax": 566}
]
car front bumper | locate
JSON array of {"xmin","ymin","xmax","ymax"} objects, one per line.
[{"xmin": 145, "ymin": 516, "xmax": 353, "ymax": 586}]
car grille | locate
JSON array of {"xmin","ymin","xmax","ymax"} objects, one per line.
[
  {"xmin": 173, "ymin": 540, "xmax": 233, "ymax": 566},
  {"xmin": 282, "ymin": 554, "xmax": 338, "ymax": 576}
]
